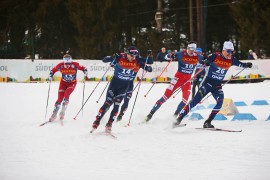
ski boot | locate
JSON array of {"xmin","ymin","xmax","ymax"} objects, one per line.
[
  {"xmin": 173, "ymin": 111, "xmax": 178, "ymax": 119},
  {"xmin": 145, "ymin": 113, "xmax": 153, "ymax": 122},
  {"xmin": 59, "ymin": 99, "xmax": 69, "ymax": 120},
  {"xmin": 105, "ymin": 121, "xmax": 112, "ymax": 133},
  {"xmin": 90, "ymin": 119, "xmax": 100, "ymax": 133},
  {"xmin": 49, "ymin": 102, "xmax": 61, "ymax": 122},
  {"xmin": 203, "ymin": 120, "xmax": 215, "ymax": 128},
  {"xmin": 172, "ymin": 116, "xmax": 183, "ymax": 127},
  {"xmin": 116, "ymin": 113, "xmax": 123, "ymax": 122}
]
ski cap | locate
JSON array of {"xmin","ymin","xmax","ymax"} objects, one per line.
[
  {"xmin": 63, "ymin": 54, "xmax": 72, "ymax": 64},
  {"xmin": 223, "ymin": 41, "xmax": 234, "ymax": 50},
  {"xmin": 127, "ymin": 46, "xmax": 139, "ymax": 56},
  {"xmin": 187, "ymin": 42, "xmax": 197, "ymax": 51}
]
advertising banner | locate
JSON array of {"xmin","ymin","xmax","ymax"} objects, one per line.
[{"xmin": 0, "ymin": 59, "xmax": 270, "ymax": 82}]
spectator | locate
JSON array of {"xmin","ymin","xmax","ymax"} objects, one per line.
[
  {"xmin": 247, "ymin": 49, "xmax": 258, "ymax": 60},
  {"xmin": 156, "ymin": 47, "xmax": 167, "ymax": 62}
]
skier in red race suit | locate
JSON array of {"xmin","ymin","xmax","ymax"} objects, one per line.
[
  {"xmin": 145, "ymin": 41, "xmax": 204, "ymax": 122},
  {"xmin": 48, "ymin": 54, "xmax": 88, "ymax": 122}
]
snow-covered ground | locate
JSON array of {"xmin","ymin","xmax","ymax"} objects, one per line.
[{"xmin": 0, "ymin": 80, "xmax": 270, "ymax": 180}]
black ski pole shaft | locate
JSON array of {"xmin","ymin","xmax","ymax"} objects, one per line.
[
  {"xmin": 126, "ymin": 79, "xmax": 142, "ymax": 126},
  {"xmin": 201, "ymin": 67, "xmax": 246, "ymax": 103},
  {"xmin": 96, "ymin": 76, "xmax": 112, "ymax": 103},
  {"xmin": 172, "ymin": 65, "xmax": 206, "ymax": 98},
  {"xmin": 82, "ymin": 78, "xmax": 86, "ymax": 116},
  {"xmin": 96, "ymin": 59, "xmax": 117, "ymax": 103},
  {"xmin": 126, "ymin": 56, "xmax": 149, "ymax": 126},
  {"xmin": 73, "ymin": 67, "xmax": 111, "ymax": 120},
  {"xmin": 144, "ymin": 59, "xmax": 173, "ymax": 97},
  {"xmin": 44, "ymin": 80, "xmax": 51, "ymax": 120},
  {"xmin": 40, "ymin": 80, "xmax": 52, "ymax": 127},
  {"xmin": 133, "ymin": 63, "xmax": 149, "ymax": 92}
]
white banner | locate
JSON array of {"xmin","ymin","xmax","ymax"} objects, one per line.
[{"xmin": 0, "ymin": 59, "xmax": 269, "ymax": 82}]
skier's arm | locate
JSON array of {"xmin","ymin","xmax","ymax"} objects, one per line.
[
  {"xmin": 232, "ymin": 57, "xmax": 253, "ymax": 68},
  {"xmin": 138, "ymin": 63, "xmax": 152, "ymax": 72},
  {"xmin": 49, "ymin": 63, "xmax": 61, "ymax": 81}
]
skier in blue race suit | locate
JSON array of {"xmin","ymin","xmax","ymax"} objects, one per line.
[
  {"xmin": 116, "ymin": 51, "xmax": 153, "ymax": 122},
  {"xmin": 174, "ymin": 41, "xmax": 253, "ymax": 128},
  {"xmin": 91, "ymin": 46, "xmax": 153, "ymax": 133}
]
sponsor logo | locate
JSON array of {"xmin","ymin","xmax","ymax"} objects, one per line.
[
  {"xmin": 214, "ymin": 59, "xmax": 232, "ymax": 69},
  {"xmin": 182, "ymin": 57, "xmax": 197, "ymax": 64},
  {"xmin": 61, "ymin": 69, "xmax": 76, "ymax": 74}
]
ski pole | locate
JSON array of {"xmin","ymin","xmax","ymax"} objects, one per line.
[
  {"xmin": 144, "ymin": 58, "xmax": 173, "ymax": 97},
  {"xmin": 81, "ymin": 77, "xmax": 86, "ymax": 116},
  {"xmin": 126, "ymin": 56, "xmax": 149, "ymax": 126},
  {"xmin": 172, "ymin": 65, "xmax": 206, "ymax": 98},
  {"xmin": 132, "ymin": 61, "xmax": 149, "ymax": 92},
  {"xmin": 95, "ymin": 59, "xmax": 117, "ymax": 103},
  {"xmin": 73, "ymin": 66, "xmax": 111, "ymax": 120},
  {"xmin": 96, "ymin": 76, "xmax": 113, "ymax": 103},
  {"xmin": 44, "ymin": 80, "xmax": 51, "ymax": 120},
  {"xmin": 201, "ymin": 67, "xmax": 246, "ymax": 103},
  {"xmin": 40, "ymin": 80, "xmax": 52, "ymax": 126}
]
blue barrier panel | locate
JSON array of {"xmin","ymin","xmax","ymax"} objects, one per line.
[
  {"xmin": 232, "ymin": 113, "xmax": 257, "ymax": 121},
  {"xmin": 251, "ymin": 100, "xmax": 269, "ymax": 105},
  {"xmin": 189, "ymin": 113, "xmax": 203, "ymax": 120},
  {"xmin": 234, "ymin": 101, "xmax": 247, "ymax": 106},
  {"xmin": 207, "ymin": 104, "xmax": 216, "ymax": 109},
  {"xmin": 213, "ymin": 114, "xmax": 227, "ymax": 121},
  {"xmin": 191, "ymin": 104, "xmax": 206, "ymax": 112}
]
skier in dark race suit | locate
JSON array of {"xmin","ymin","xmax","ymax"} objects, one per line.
[
  {"xmin": 174, "ymin": 41, "xmax": 253, "ymax": 128},
  {"xmin": 91, "ymin": 46, "xmax": 153, "ymax": 133},
  {"xmin": 116, "ymin": 50, "xmax": 153, "ymax": 122}
]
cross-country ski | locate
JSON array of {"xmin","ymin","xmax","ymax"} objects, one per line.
[{"xmin": 195, "ymin": 127, "xmax": 242, "ymax": 132}]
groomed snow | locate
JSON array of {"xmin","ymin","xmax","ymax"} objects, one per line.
[{"xmin": 0, "ymin": 80, "xmax": 270, "ymax": 180}]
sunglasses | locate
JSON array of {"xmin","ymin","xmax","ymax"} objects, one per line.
[
  {"xmin": 227, "ymin": 49, "xmax": 234, "ymax": 54},
  {"xmin": 128, "ymin": 54, "xmax": 136, "ymax": 57}
]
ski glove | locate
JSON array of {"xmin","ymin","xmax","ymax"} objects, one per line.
[
  {"xmin": 112, "ymin": 53, "xmax": 120, "ymax": 59},
  {"xmin": 48, "ymin": 71, "xmax": 53, "ymax": 81},
  {"xmin": 145, "ymin": 66, "xmax": 153, "ymax": 72},
  {"xmin": 110, "ymin": 61, "xmax": 116, "ymax": 67},
  {"xmin": 83, "ymin": 68, "xmax": 88, "ymax": 77},
  {"xmin": 204, "ymin": 60, "xmax": 211, "ymax": 66},
  {"xmin": 171, "ymin": 53, "xmax": 176, "ymax": 59},
  {"xmin": 246, "ymin": 62, "xmax": 252, "ymax": 68}
]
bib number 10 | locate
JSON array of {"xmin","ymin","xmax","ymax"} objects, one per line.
[{"xmin": 185, "ymin": 64, "xmax": 194, "ymax": 68}]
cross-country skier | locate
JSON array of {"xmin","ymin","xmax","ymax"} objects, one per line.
[
  {"xmin": 145, "ymin": 41, "xmax": 204, "ymax": 122},
  {"xmin": 174, "ymin": 41, "xmax": 253, "ymax": 128},
  {"xmin": 48, "ymin": 54, "xmax": 88, "ymax": 122},
  {"xmin": 91, "ymin": 46, "xmax": 153, "ymax": 132},
  {"xmin": 116, "ymin": 50, "xmax": 153, "ymax": 122},
  {"xmin": 191, "ymin": 47, "xmax": 207, "ymax": 99}
]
